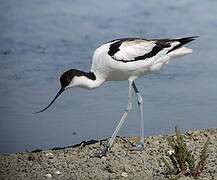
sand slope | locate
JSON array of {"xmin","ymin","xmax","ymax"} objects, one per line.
[{"xmin": 0, "ymin": 128, "xmax": 217, "ymax": 179}]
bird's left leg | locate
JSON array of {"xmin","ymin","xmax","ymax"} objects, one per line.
[
  {"xmin": 106, "ymin": 79, "xmax": 133, "ymax": 150},
  {"xmin": 131, "ymin": 82, "xmax": 145, "ymax": 150}
]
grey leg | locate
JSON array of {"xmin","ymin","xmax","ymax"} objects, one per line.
[
  {"xmin": 91, "ymin": 80, "xmax": 134, "ymax": 158},
  {"xmin": 132, "ymin": 82, "xmax": 145, "ymax": 150},
  {"xmin": 107, "ymin": 79, "xmax": 134, "ymax": 150}
]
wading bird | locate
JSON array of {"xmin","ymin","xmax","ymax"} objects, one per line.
[{"xmin": 36, "ymin": 36, "xmax": 197, "ymax": 156}]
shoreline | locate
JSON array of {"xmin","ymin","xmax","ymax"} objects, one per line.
[{"xmin": 0, "ymin": 128, "xmax": 217, "ymax": 179}]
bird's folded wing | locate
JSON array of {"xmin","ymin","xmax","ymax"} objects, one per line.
[{"xmin": 108, "ymin": 38, "xmax": 171, "ymax": 62}]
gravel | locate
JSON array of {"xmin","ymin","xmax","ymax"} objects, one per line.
[{"xmin": 0, "ymin": 128, "xmax": 217, "ymax": 180}]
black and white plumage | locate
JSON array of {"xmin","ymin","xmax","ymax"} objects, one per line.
[
  {"xmin": 108, "ymin": 37, "xmax": 194, "ymax": 62},
  {"xmin": 36, "ymin": 36, "xmax": 197, "ymax": 156}
]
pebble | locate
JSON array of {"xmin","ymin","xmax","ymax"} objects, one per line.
[
  {"xmin": 55, "ymin": 170, "xmax": 61, "ymax": 175},
  {"xmin": 167, "ymin": 150, "xmax": 175, "ymax": 155},
  {"xmin": 101, "ymin": 156, "xmax": 107, "ymax": 161},
  {"xmin": 45, "ymin": 152, "xmax": 54, "ymax": 159},
  {"xmin": 121, "ymin": 172, "xmax": 128, "ymax": 178},
  {"xmin": 45, "ymin": 173, "xmax": 52, "ymax": 178},
  {"xmin": 1, "ymin": 128, "xmax": 216, "ymax": 179}
]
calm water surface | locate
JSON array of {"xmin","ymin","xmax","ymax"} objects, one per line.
[{"xmin": 0, "ymin": 0, "xmax": 217, "ymax": 153}]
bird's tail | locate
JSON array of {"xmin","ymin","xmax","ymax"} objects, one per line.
[{"xmin": 167, "ymin": 36, "xmax": 198, "ymax": 59}]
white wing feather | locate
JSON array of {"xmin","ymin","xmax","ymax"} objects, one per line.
[{"xmin": 112, "ymin": 40, "xmax": 156, "ymax": 61}]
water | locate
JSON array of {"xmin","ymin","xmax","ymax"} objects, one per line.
[{"xmin": 0, "ymin": 0, "xmax": 217, "ymax": 153}]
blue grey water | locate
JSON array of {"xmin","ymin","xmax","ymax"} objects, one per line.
[{"xmin": 0, "ymin": 0, "xmax": 217, "ymax": 153}]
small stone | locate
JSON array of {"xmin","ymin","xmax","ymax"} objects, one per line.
[
  {"xmin": 55, "ymin": 170, "xmax": 61, "ymax": 175},
  {"xmin": 101, "ymin": 156, "xmax": 107, "ymax": 161},
  {"xmin": 28, "ymin": 154, "xmax": 36, "ymax": 161},
  {"xmin": 45, "ymin": 173, "xmax": 52, "ymax": 178},
  {"xmin": 167, "ymin": 150, "xmax": 175, "ymax": 155},
  {"xmin": 121, "ymin": 172, "xmax": 128, "ymax": 177},
  {"xmin": 45, "ymin": 152, "xmax": 54, "ymax": 159},
  {"xmin": 105, "ymin": 165, "xmax": 114, "ymax": 173}
]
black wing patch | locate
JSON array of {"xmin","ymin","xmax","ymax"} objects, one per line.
[
  {"xmin": 108, "ymin": 38, "xmax": 171, "ymax": 63},
  {"xmin": 107, "ymin": 37, "xmax": 197, "ymax": 63},
  {"xmin": 134, "ymin": 41, "xmax": 170, "ymax": 61},
  {"xmin": 108, "ymin": 38, "xmax": 139, "ymax": 57}
]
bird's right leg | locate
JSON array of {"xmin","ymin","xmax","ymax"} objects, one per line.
[
  {"xmin": 91, "ymin": 80, "xmax": 133, "ymax": 157},
  {"xmin": 106, "ymin": 79, "xmax": 133, "ymax": 150}
]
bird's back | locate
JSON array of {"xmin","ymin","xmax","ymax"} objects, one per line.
[{"xmin": 91, "ymin": 37, "xmax": 197, "ymax": 81}]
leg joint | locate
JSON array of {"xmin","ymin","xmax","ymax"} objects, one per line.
[
  {"xmin": 137, "ymin": 94, "xmax": 143, "ymax": 105},
  {"xmin": 126, "ymin": 96, "xmax": 132, "ymax": 111},
  {"xmin": 126, "ymin": 104, "xmax": 132, "ymax": 111}
]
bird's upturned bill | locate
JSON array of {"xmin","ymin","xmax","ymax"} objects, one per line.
[{"xmin": 35, "ymin": 87, "xmax": 65, "ymax": 113}]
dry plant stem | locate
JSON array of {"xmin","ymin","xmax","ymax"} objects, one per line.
[
  {"xmin": 193, "ymin": 137, "xmax": 210, "ymax": 178},
  {"xmin": 163, "ymin": 126, "xmax": 210, "ymax": 179}
]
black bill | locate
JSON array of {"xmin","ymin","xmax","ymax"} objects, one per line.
[{"xmin": 35, "ymin": 87, "xmax": 65, "ymax": 113}]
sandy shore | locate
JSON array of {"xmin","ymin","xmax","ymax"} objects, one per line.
[{"xmin": 0, "ymin": 128, "xmax": 217, "ymax": 180}]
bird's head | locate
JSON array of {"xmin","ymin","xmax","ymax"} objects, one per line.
[
  {"xmin": 35, "ymin": 69, "xmax": 86, "ymax": 113},
  {"xmin": 60, "ymin": 69, "xmax": 81, "ymax": 89}
]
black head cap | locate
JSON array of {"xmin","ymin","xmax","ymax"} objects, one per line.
[
  {"xmin": 60, "ymin": 69, "xmax": 74, "ymax": 88},
  {"xmin": 60, "ymin": 69, "xmax": 81, "ymax": 88},
  {"xmin": 60, "ymin": 69, "xmax": 92, "ymax": 88}
]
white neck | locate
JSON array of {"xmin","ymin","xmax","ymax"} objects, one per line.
[{"xmin": 72, "ymin": 72, "xmax": 105, "ymax": 89}]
